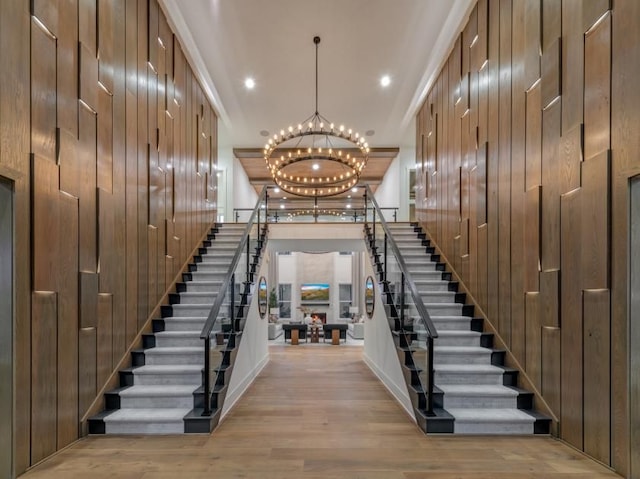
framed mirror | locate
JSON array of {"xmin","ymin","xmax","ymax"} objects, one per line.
[
  {"xmin": 258, "ymin": 277, "xmax": 268, "ymax": 319},
  {"xmin": 365, "ymin": 276, "xmax": 375, "ymax": 318}
]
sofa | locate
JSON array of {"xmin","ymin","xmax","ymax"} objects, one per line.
[
  {"xmin": 268, "ymin": 322, "xmax": 283, "ymax": 340},
  {"xmin": 348, "ymin": 322, "xmax": 364, "ymax": 339}
]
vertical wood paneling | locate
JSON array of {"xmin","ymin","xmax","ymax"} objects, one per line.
[
  {"xmin": 79, "ymin": 272, "xmax": 98, "ymax": 329},
  {"xmin": 78, "ymin": 0, "xmax": 97, "ymax": 56},
  {"xmin": 31, "ymin": 292, "xmax": 58, "ymax": 464},
  {"xmin": 541, "ymin": 0, "xmax": 561, "ymax": 52},
  {"xmin": 562, "ymin": 0, "xmax": 584, "ymax": 134},
  {"xmin": 57, "ymin": 0, "xmax": 79, "ymax": 137},
  {"xmin": 78, "ymin": 327, "xmax": 96, "ymax": 418},
  {"xmin": 525, "ymin": 292, "xmax": 541, "ymax": 391},
  {"xmin": 32, "ymin": 155, "xmax": 60, "ymax": 292},
  {"xmin": 610, "ymin": 0, "xmax": 640, "ymax": 473},
  {"xmin": 583, "ymin": 289, "xmax": 611, "ymax": 464},
  {"xmin": 541, "ymin": 38, "xmax": 561, "ymax": 109},
  {"xmin": 584, "ymin": 13, "xmax": 611, "ymax": 161},
  {"xmin": 56, "ymin": 192, "xmax": 79, "ymax": 450},
  {"xmin": 97, "ymin": 294, "xmax": 113, "ymax": 388},
  {"xmin": 97, "ymin": 88, "xmax": 113, "ymax": 193},
  {"xmin": 559, "ymin": 124, "xmax": 582, "ymax": 195},
  {"xmin": 541, "ymin": 326, "xmax": 561, "ymax": 418},
  {"xmin": 524, "ymin": 0, "xmax": 541, "ymax": 89},
  {"xmin": 79, "ymin": 41, "xmax": 98, "ymax": 113},
  {"xmin": 581, "ymin": 151, "xmax": 610, "ymax": 290},
  {"xmin": 98, "ymin": 0, "xmax": 115, "ymax": 94},
  {"xmin": 524, "ymin": 186, "xmax": 541, "ymax": 292},
  {"xmin": 31, "ymin": 21, "xmax": 57, "ymax": 163},
  {"xmin": 78, "ymin": 104, "xmax": 97, "ymax": 273},
  {"xmin": 98, "ymin": 188, "xmax": 115, "ymax": 293},
  {"xmin": 560, "ymin": 188, "xmax": 583, "ymax": 450},
  {"xmin": 539, "ymin": 270, "xmax": 559, "ymax": 328},
  {"xmin": 541, "ymin": 99, "xmax": 561, "ymax": 271},
  {"xmin": 525, "ymin": 82, "xmax": 542, "ymax": 189},
  {"xmin": 476, "ymin": 223, "xmax": 488, "ymax": 311}
]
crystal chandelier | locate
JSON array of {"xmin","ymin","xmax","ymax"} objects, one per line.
[{"xmin": 263, "ymin": 36, "xmax": 369, "ymax": 197}]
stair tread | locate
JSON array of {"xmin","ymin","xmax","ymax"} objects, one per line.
[
  {"xmin": 119, "ymin": 385, "xmax": 198, "ymax": 397},
  {"xmin": 133, "ymin": 364, "xmax": 202, "ymax": 373},
  {"xmin": 446, "ymin": 408, "xmax": 536, "ymax": 422},
  {"xmin": 145, "ymin": 346, "xmax": 202, "ymax": 354},
  {"xmin": 438, "ymin": 385, "xmax": 519, "ymax": 396},
  {"xmin": 434, "ymin": 364, "xmax": 503, "ymax": 373},
  {"xmin": 103, "ymin": 408, "xmax": 191, "ymax": 422},
  {"xmin": 436, "ymin": 330, "xmax": 480, "ymax": 337},
  {"xmin": 156, "ymin": 331, "xmax": 202, "ymax": 337},
  {"xmin": 433, "ymin": 346, "xmax": 491, "ymax": 353}
]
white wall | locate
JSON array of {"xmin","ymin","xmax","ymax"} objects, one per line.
[
  {"xmin": 220, "ymin": 257, "xmax": 270, "ymax": 420},
  {"xmin": 362, "ymin": 255, "xmax": 416, "ymax": 421},
  {"xmin": 232, "ymin": 157, "xmax": 259, "ymax": 216}
]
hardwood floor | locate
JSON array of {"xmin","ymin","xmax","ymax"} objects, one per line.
[{"xmin": 21, "ymin": 345, "xmax": 618, "ymax": 478}]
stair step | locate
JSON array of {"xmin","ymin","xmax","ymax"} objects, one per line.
[
  {"xmin": 162, "ymin": 317, "xmax": 207, "ymax": 331},
  {"xmin": 185, "ymin": 281, "xmax": 225, "ymax": 293},
  {"xmin": 200, "ymin": 254, "xmax": 234, "ymax": 262},
  {"xmin": 419, "ymin": 303, "xmax": 464, "ymax": 316},
  {"xmin": 119, "ymin": 385, "xmax": 198, "ymax": 409},
  {"xmin": 190, "ymin": 272, "xmax": 229, "ymax": 282},
  {"xmin": 144, "ymin": 346, "xmax": 203, "ymax": 366},
  {"xmin": 102, "ymin": 408, "xmax": 191, "ymax": 434},
  {"xmin": 155, "ymin": 331, "xmax": 204, "ymax": 348},
  {"xmin": 429, "ymin": 315, "xmax": 472, "ymax": 331},
  {"xmin": 413, "ymin": 280, "xmax": 451, "ymax": 292},
  {"xmin": 446, "ymin": 408, "xmax": 536, "ymax": 434},
  {"xmin": 433, "ymin": 346, "xmax": 492, "ymax": 365},
  {"xmin": 171, "ymin": 304, "xmax": 214, "ymax": 317},
  {"xmin": 177, "ymin": 292, "xmax": 218, "ymax": 304},
  {"xmin": 439, "ymin": 385, "xmax": 519, "ymax": 409},
  {"xmin": 434, "ymin": 364, "xmax": 506, "ymax": 385},
  {"xmin": 431, "ymin": 330, "xmax": 481, "ymax": 347},
  {"xmin": 419, "ymin": 291, "xmax": 457, "ymax": 303},
  {"xmin": 132, "ymin": 365, "xmax": 202, "ymax": 385},
  {"xmin": 193, "ymin": 263, "xmax": 229, "ymax": 272}
]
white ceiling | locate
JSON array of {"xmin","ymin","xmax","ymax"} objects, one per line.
[{"xmin": 161, "ymin": 0, "xmax": 474, "ymax": 150}]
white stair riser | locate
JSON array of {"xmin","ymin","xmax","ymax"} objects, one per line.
[
  {"xmin": 144, "ymin": 351, "xmax": 203, "ymax": 366},
  {"xmin": 434, "ymin": 351, "xmax": 491, "ymax": 365},
  {"xmin": 120, "ymin": 395, "xmax": 194, "ymax": 409},
  {"xmin": 105, "ymin": 421, "xmax": 183, "ymax": 435},
  {"xmin": 454, "ymin": 421, "xmax": 533, "ymax": 435},
  {"xmin": 443, "ymin": 395, "xmax": 517, "ymax": 409},
  {"xmin": 134, "ymin": 372, "xmax": 201, "ymax": 386},
  {"xmin": 435, "ymin": 371, "xmax": 504, "ymax": 385}
]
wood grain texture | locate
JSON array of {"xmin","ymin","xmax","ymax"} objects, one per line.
[
  {"xmin": 583, "ymin": 0, "xmax": 611, "ymax": 33},
  {"xmin": 541, "ymin": 0, "xmax": 561, "ymax": 53},
  {"xmin": 560, "ymin": 188, "xmax": 583, "ymax": 450},
  {"xmin": 31, "ymin": 292, "xmax": 58, "ymax": 464},
  {"xmin": 97, "ymin": 88, "xmax": 113, "ymax": 193},
  {"xmin": 581, "ymin": 151, "xmax": 610, "ymax": 290},
  {"xmin": 59, "ymin": 128, "xmax": 80, "ymax": 197},
  {"xmin": 524, "ymin": 0, "xmax": 541, "ymax": 90},
  {"xmin": 21, "ymin": 347, "xmax": 619, "ymax": 479},
  {"xmin": 78, "ymin": 327, "xmax": 97, "ymax": 418},
  {"xmin": 559, "ymin": 124, "xmax": 582, "ymax": 195},
  {"xmin": 525, "ymin": 82, "xmax": 542, "ymax": 190},
  {"xmin": 525, "ymin": 292, "xmax": 541, "ymax": 392},
  {"xmin": 78, "ymin": 0, "xmax": 97, "ymax": 56},
  {"xmin": 32, "ymin": 155, "xmax": 60, "ymax": 292},
  {"xmin": 583, "ymin": 289, "xmax": 611, "ymax": 465},
  {"xmin": 562, "ymin": 0, "xmax": 585, "ymax": 134},
  {"xmin": 98, "ymin": 188, "xmax": 115, "ymax": 293},
  {"xmin": 610, "ymin": 0, "xmax": 640, "ymax": 473},
  {"xmin": 97, "ymin": 0, "xmax": 115, "ymax": 94},
  {"xmin": 97, "ymin": 294, "xmax": 113, "ymax": 389},
  {"xmin": 584, "ymin": 12, "xmax": 611, "ymax": 161},
  {"xmin": 79, "ymin": 272, "xmax": 99, "ymax": 329},
  {"xmin": 524, "ymin": 186, "xmax": 541, "ymax": 293},
  {"xmin": 78, "ymin": 104, "xmax": 98, "ymax": 273},
  {"xmin": 79, "ymin": 41, "xmax": 98, "ymax": 112},
  {"xmin": 541, "ymin": 37, "xmax": 561, "ymax": 109},
  {"xmin": 476, "ymin": 223, "xmax": 488, "ymax": 312},
  {"xmin": 31, "ymin": 20, "xmax": 57, "ymax": 163},
  {"xmin": 541, "ymin": 326, "xmax": 561, "ymax": 419},
  {"xmin": 541, "ymin": 99, "xmax": 561, "ymax": 271},
  {"xmin": 56, "ymin": 192, "xmax": 79, "ymax": 450},
  {"xmin": 539, "ymin": 270, "xmax": 559, "ymax": 328}
]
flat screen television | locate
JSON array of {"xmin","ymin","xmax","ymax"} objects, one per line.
[{"xmin": 300, "ymin": 283, "xmax": 330, "ymax": 302}]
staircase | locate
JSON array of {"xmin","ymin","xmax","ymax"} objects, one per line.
[
  {"xmin": 367, "ymin": 221, "xmax": 550, "ymax": 435},
  {"xmin": 89, "ymin": 223, "xmax": 260, "ymax": 434}
]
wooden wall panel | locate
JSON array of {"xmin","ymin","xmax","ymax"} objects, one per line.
[
  {"xmin": 97, "ymin": 0, "xmax": 115, "ymax": 94},
  {"xmin": 559, "ymin": 124, "xmax": 582, "ymax": 195},
  {"xmin": 57, "ymin": 192, "xmax": 79, "ymax": 450},
  {"xmin": 583, "ymin": 0, "xmax": 612, "ymax": 34},
  {"xmin": 79, "ymin": 272, "xmax": 98, "ymax": 329},
  {"xmin": 98, "ymin": 188, "xmax": 115, "ymax": 293},
  {"xmin": 31, "ymin": 21, "xmax": 57, "ymax": 163},
  {"xmin": 541, "ymin": 99, "xmax": 561, "ymax": 271},
  {"xmin": 79, "ymin": 41, "xmax": 98, "ymax": 113},
  {"xmin": 97, "ymin": 88, "xmax": 113, "ymax": 193},
  {"xmin": 610, "ymin": 0, "xmax": 640, "ymax": 474},
  {"xmin": 78, "ymin": 104, "xmax": 98, "ymax": 273},
  {"xmin": 476, "ymin": 223, "xmax": 488, "ymax": 312},
  {"xmin": 525, "ymin": 81, "xmax": 542, "ymax": 189},
  {"xmin": 541, "ymin": 0, "xmax": 561, "ymax": 52},
  {"xmin": 539, "ymin": 270, "xmax": 559, "ymax": 328},
  {"xmin": 78, "ymin": 0, "xmax": 97, "ymax": 55},
  {"xmin": 78, "ymin": 327, "xmax": 96, "ymax": 418},
  {"xmin": 562, "ymin": 0, "xmax": 585, "ymax": 134},
  {"xmin": 583, "ymin": 289, "xmax": 611, "ymax": 465},
  {"xmin": 541, "ymin": 326, "xmax": 561, "ymax": 418},
  {"xmin": 97, "ymin": 294, "xmax": 113, "ymax": 388},
  {"xmin": 584, "ymin": 13, "xmax": 611, "ymax": 161},
  {"xmin": 541, "ymin": 38, "xmax": 561, "ymax": 109},
  {"xmin": 525, "ymin": 292, "xmax": 541, "ymax": 391},
  {"xmin": 581, "ymin": 151, "xmax": 610, "ymax": 290},
  {"xmin": 59, "ymin": 129, "xmax": 80, "ymax": 197},
  {"xmin": 560, "ymin": 188, "xmax": 583, "ymax": 450},
  {"xmin": 31, "ymin": 292, "xmax": 58, "ymax": 464},
  {"xmin": 524, "ymin": 186, "xmax": 541, "ymax": 292},
  {"xmin": 32, "ymin": 155, "xmax": 60, "ymax": 292}
]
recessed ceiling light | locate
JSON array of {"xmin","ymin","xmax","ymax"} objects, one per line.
[
  {"xmin": 352, "ymin": 187, "xmax": 358, "ymax": 193},
  {"xmin": 346, "ymin": 204, "xmax": 352, "ymax": 209},
  {"xmin": 380, "ymin": 75, "xmax": 391, "ymax": 87},
  {"xmin": 312, "ymin": 163, "xmax": 320, "ymax": 170},
  {"xmin": 273, "ymin": 187, "xmax": 280, "ymax": 193},
  {"xmin": 365, "ymin": 129, "xmax": 375, "ymax": 137},
  {"xmin": 280, "ymin": 204, "xmax": 285, "ymax": 209},
  {"xmin": 260, "ymin": 130, "xmax": 270, "ymax": 137},
  {"xmin": 244, "ymin": 77, "xmax": 255, "ymax": 89}
]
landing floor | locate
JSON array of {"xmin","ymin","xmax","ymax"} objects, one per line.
[{"xmin": 21, "ymin": 346, "xmax": 617, "ymax": 478}]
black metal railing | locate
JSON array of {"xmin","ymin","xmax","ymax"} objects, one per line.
[
  {"xmin": 363, "ymin": 185, "xmax": 438, "ymax": 415},
  {"xmin": 200, "ymin": 187, "xmax": 269, "ymax": 416}
]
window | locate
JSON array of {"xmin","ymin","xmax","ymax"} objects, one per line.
[
  {"xmin": 339, "ymin": 283, "xmax": 352, "ymax": 318},
  {"xmin": 278, "ymin": 283, "xmax": 292, "ymax": 318}
]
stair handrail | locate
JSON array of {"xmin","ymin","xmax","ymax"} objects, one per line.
[
  {"xmin": 363, "ymin": 185, "xmax": 438, "ymax": 339},
  {"xmin": 200, "ymin": 186, "xmax": 268, "ymax": 340}
]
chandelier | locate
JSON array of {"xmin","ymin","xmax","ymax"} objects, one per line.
[{"xmin": 263, "ymin": 36, "xmax": 369, "ymax": 197}]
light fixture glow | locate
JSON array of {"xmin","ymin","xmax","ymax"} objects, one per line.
[
  {"xmin": 273, "ymin": 187, "xmax": 280, "ymax": 193},
  {"xmin": 312, "ymin": 163, "xmax": 320, "ymax": 170},
  {"xmin": 244, "ymin": 77, "xmax": 255, "ymax": 89},
  {"xmin": 380, "ymin": 75, "xmax": 391, "ymax": 87}
]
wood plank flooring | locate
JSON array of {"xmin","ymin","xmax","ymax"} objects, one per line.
[{"xmin": 21, "ymin": 345, "xmax": 618, "ymax": 478}]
